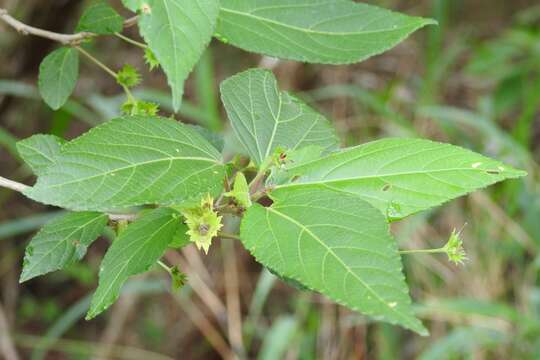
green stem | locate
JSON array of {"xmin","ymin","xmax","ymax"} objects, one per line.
[
  {"xmin": 75, "ymin": 46, "xmax": 117, "ymax": 79},
  {"xmin": 75, "ymin": 46, "xmax": 136, "ymax": 103},
  {"xmin": 114, "ymin": 32, "xmax": 147, "ymax": 49},
  {"xmin": 399, "ymin": 247, "xmax": 446, "ymax": 255},
  {"xmin": 219, "ymin": 232, "xmax": 241, "ymax": 241},
  {"xmin": 157, "ymin": 260, "xmax": 172, "ymax": 274}
]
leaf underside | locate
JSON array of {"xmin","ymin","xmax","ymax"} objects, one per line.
[
  {"xmin": 87, "ymin": 208, "xmax": 180, "ymax": 319},
  {"xmin": 25, "ymin": 116, "xmax": 225, "ymax": 212},
  {"xmin": 17, "ymin": 134, "xmax": 66, "ymax": 176},
  {"xmin": 216, "ymin": 0, "xmax": 437, "ymax": 64},
  {"xmin": 38, "ymin": 47, "xmax": 79, "ymax": 110},
  {"xmin": 241, "ymin": 187, "xmax": 426, "ymax": 334},
  {"xmin": 220, "ymin": 68, "xmax": 339, "ymax": 165},
  {"xmin": 273, "ymin": 138, "xmax": 527, "ymax": 220},
  {"xmin": 139, "ymin": 0, "xmax": 220, "ymax": 111},
  {"xmin": 20, "ymin": 212, "xmax": 107, "ymax": 282}
]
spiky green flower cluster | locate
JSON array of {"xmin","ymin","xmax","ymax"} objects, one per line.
[
  {"xmin": 443, "ymin": 229, "xmax": 467, "ymax": 265},
  {"xmin": 171, "ymin": 266, "xmax": 187, "ymax": 291},
  {"xmin": 121, "ymin": 99, "xmax": 159, "ymax": 116},
  {"xmin": 144, "ymin": 48, "xmax": 160, "ymax": 71},
  {"xmin": 181, "ymin": 195, "xmax": 223, "ymax": 253},
  {"xmin": 116, "ymin": 64, "xmax": 141, "ymax": 88}
]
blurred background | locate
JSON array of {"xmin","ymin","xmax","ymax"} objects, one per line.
[{"xmin": 1, "ymin": 0, "xmax": 539, "ymax": 359}]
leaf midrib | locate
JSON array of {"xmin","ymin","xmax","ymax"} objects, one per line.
[
  {"xmin": 35, "ymin": 155, "xmax": 220, "ymax": 190},
  {"xmin": 276, "ymin": 167, "xmax": 509, "ymax": 190},
  {"xmin": 220, "ymin": 6, "xmax": 426, "ymax": 37}
]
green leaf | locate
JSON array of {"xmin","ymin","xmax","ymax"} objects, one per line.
[
  {"xmin": 25, "ymin": 116, "xmax": 225, "ymax": 212},
  {"xmin": 220, "ymin": 69, "xmax": 339, "ymax": 165},
  {"xmin": 272, "ymin": 138, "xmax": 527, "ymax": 220},
  {"xmin": 138, "ymin": 0, "xmax": 220, "ymax": 111},
  {"xmin": 216, "ymin": 0, "xmax": 436, "ymax": 64},
  {"xmin": 121, "ymin": 0, "xmax": 143, "ymax": 12},
  {"xmin": 17, "ymin": 134, "xmax": 66, "ymax": 175},
  {"xmin": 241, "ymin": 187, "xmax": 426, "ymax": 334},
  {"xmin": 169, "ymin": 222, "xmax": 190, "ymax": 249},
  {"xmin": 187, "ymin": 125, "xmax": 224, "ymax": 152},
  {"xmin": 38, "ymin": 47, "xmax": 79, "ymax": 110},
  {"xmin": 225, "ymin": 172, "xmax": 251, "ymax": 208},
  {"xmin": 20, "ymin": 212, "xmax": 107, "ymax": 282},
  {"xmin": 76, "ymin": 1, "xmax": 124, "ymax": 35},
  {"xmin": 87, "ymin": 208, "xmax": 179, "ymax": 319}
]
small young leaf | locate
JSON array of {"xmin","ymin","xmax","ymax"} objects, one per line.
[
  {"xmin": 220, "ymin": 69, "xmax": 339, "ymax": 165},
  {"xmin": 273, "ymin": 138, "xmax": 527, "ymax": 220},
  {"xmin": 87, "ymin": 208, "xmax": 180, "ymax": 319},
  {"xmin": 216, "ymin": 0, "xmax": 436, "ymax": 64},
  {"xmin": 20, "ymin": 212, "xmax": 107, "ymax": 282},
  {"xmin": 38, "ymin": 47, "xmax": 79, "ymax": 110},
  {"xmin": 138, "ymin": 0, "xmax": 220, "ymax": 111},
  {"xmin": 225, "ymin": 172, "xmax": 251, "ymax": 208},
  {"xmin": 17, "ymin": 134, "xmax": 66, "ymax": 175},
  {"xmin": 241, "ymin": 187, "xmax": 426, "ymax": 334},
  {"xmin": 25, "ymin": 116, "xmax": 225, "ymax": 211},
  {"xmin": 76, "ymin": 0, "xmax": 124, "ymax": 35}
]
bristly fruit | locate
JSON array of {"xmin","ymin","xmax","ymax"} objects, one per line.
[
  {"xmin": 116, "ymin": 64, "xmax": 141, "ymax": 88},
  {"xmin": 443, "ymin": 228, "xmax": 468, "ymax": 265}
]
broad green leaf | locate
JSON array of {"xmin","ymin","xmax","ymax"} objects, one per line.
[
  {"xmin": 220, "ymin": 69, "xmax": 339, "ymax": 165},
  {"xmin": 17, "ymin": 134, "xmax": 66, "ymax": 175},
  {"xmin": 216, "ymin": 0, "xmax": 436, "ymax": 64},
  {"xmin": 25, "ymin": 116, "xmax": 225, "ymax": 212},
  {"xmin": 272, "ymin": 138, "xmax": 527, "ymax": 220},
  {"xmin": 38, "ymin": 47, "xmax": 79, "ymax": 110},
  {"xmin": 20, "ymin": 212, "xmax": 107, "ymax": 282},
  {"xmin": 169, "ymin": 221, "xmax": 190, "ymax": 249},
  {"xmin": 187, "ymin": 124, "xmax": 224, "ymax": 152},
  {"xmin": 139, "ymin": 0, "xmax": 220, "ymax": 111},
  {"xmin": 241, "ymin": 187, "xmax": 425, "ymax": 334},
  {"xmin": 76, "ymin": 1, "xmax": 124, "ymax": 35},
  {"xmin": 87, "ymin": 208, "xmax": 179, "ymax": 319}
]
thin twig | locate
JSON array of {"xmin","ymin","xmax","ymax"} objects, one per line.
[
  {"xmin": 0, "ymin": 9, "xmax": 138, "ymax": 46},
  {"xmin": 221, "ymin": 240, "xmax": 245, "ymax": 357},
  {"xmin": 107, "ymin": 213, "xmax": 138, "ymax": 222},
  {"xmin": 0, "ymin": 302, "xmax": 19, "ymax": 360},
  {"xmin": 176, "ymin": 295, "xmax": 234, "ymax": 360},
  {"xmin": 94, "ymin": 295, "xmax": 138, "ymax": 360},
  {"xmin": 0, "ymin": 176, "xmax": 28, "ymax": 193}
]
